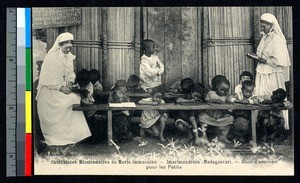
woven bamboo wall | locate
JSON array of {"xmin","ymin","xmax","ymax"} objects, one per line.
[
  {"xmin": 202, "ymin": 7, "xmax": 254, "ymax": 94},
  {"xmin": 40, "ymin": 7, "xmax": 292, "ymax": 93}
]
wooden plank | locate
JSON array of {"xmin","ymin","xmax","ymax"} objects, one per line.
[
  {"xmin": 181, "ymin": 7, "xmax": 198, "ymax": 82},
  {"xmin": 165, "ymin": 7, "xmax": 182, "ymax": 86},
  {"xmin": 73, "ymin": 103, "xmax": 284, "ymax": 111},
  {"xmin": 102, "ymin": 7, "xmax": 108, "ymax": 90}
]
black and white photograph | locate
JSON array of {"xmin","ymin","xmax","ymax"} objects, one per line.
[{"xmin": 32, "ymin": 7, "xmax": 294, "ymax": 175}]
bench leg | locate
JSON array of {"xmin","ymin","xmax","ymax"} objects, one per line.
[
  {"xmin": 107, "ymin": 110, "xmax": 113, "ymax": 146},
  {"xmin": 251, "ymin": 110, "xmax": 259, "ymax": 144}
]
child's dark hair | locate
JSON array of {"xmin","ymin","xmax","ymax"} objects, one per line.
[
  {"xmin": 112, "ymin": 79, "xmax": 127, "ymax": 91},
  {"xmin": 89, "ymin": 69, "xmax": 100, "ymax": 84},
  {"xmin": 180, "ymin": 78, "xmax": 194, "ymax": 94},
  {"xmin": 217, "ymin": 77, "xmax": 230, "ymax": 88},
  {"xmin": 142, "ymin": 39, "xmax": 155, "ymax": 51},
  {"xmin": 211, "ymin": 75, "xmax": 227, "ymax": 91},
  {"xmin": 240, "ymin": 71, "xmax": 253, "ymax": 81},
  {"xmin": 194, "ymin": 83, "xmax": 208, "ymax": 100},
  {"xmin": 272, "ymin": 88, "xmax": 287, "ymax": 103},
  {"xmin": 127, "ymin": 74, "xmax": 141, "ymax": 88},
  {"xmin": 76, "ymin": 69, "xmax": 90, "ymax": 87},
  {"xmin": 242, "ymin": 80, "xmax": 254, "ymax": 89}
]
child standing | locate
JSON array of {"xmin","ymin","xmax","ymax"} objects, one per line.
[
  {"xmin": 174, "ymin": 79, "xmax": 207, "ymax": 146},
  {"xmin": 138, "ymin": 91, "xmax": 167, "ymax": 142},
  {"xmin": 234, "ymin": 71, "xmax": 254, "ymax": 99},
  {"xmin": 198, "ymin": 76, "xmax": 234, "ymax": 144},
  {"xmin": 108, "ymin": 80, "xmax": 132, "ymax": 142},
  {"xmin": 139, "ymin": 39, "xmax": 164, "ymax": 93}
]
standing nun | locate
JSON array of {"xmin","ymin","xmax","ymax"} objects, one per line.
[{"xmin": 248, "ymin": 13, "xmax": 291, "ymax": 129}]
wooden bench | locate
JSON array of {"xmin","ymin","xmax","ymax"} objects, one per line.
[{"xmin": 73, "ymin": 103, "xmax": 289, "ymax": 146}]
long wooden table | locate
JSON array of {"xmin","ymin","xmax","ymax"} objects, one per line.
[{"xmin": 73, "ymin": 103, "xmax": 286, "ymax": 146}]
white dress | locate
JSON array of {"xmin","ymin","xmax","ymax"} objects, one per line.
[
  {"xmin": 140, "ymin": 98, "xmax": 165, "ymax": 129},
  {"xmin": 36, "ymin": 49, "xmax": 91, "ymax": 146}
]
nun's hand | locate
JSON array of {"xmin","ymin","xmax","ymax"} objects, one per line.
[
  {"xmin": 60, "ymin": 86, "xmax": 71, "ymax": 95},
  {"xmin": 257, "ymin": 57, "xmax": 267, "ymax": 64}
]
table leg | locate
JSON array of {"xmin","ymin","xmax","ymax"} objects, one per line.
[
  {"xmin": 251, "ymin": 110, "xmax": 258, "ymax": 144},
  {"xmin": 107, "ymin": 110, "xmax": 113, "ymax": 146}
]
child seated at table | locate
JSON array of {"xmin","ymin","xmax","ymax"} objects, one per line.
[
  {"xmin": 138, "ymin": 90, "xmax": 167, "ymax": 142},
  {"xmin": 174, "ymin": 79, "xmax": 208, "ymax": 146},
  {"xmin": 234, "ymin": 71, "xmax": 254, "ymax": 100},
  {"xmin": 168, "ymin": 81, "xmax": 182, "ymax": 94},
  {"xmin": 89, "ymin": 69, "xmax": 103, "ymax": 92},
  {"xmin": 228, "ymin": 80, "xmax": 255, "ymax": 104},
  {"xmin": 258, "ymin": 88, "xmax": 292, "ymax": 141},
  {"xmin": 139, "ymin": 39, "xmax": 164, "ymax": 93},
  {"xmin": 226, "ymin": 80, "xmax": 255, "ymax": 143},
  {"xmin": 198, "ymin": 76, "xmax": 234, "ymax": 144},
  {"xmin": 109, "ymin": 80, "xmax": 132, "ymax": 142},
  {"xmin": 127, "ymin": 74, "xmax": 147, "ymax": 93},
  {"xmin": 205, "ymin": 75, "xmax": 227, "ymax": 91},
  {"xmin": 74, "ymin": 69, "xmax": 95, "ymax": 106}
]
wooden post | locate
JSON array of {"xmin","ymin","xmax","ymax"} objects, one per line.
[
  {"xmin": 46, "ymin": 28, "xmax": 58, "ymax": 51},
  {"xmin": 102, "ymin": 7, "xmax": 108, "ymax": 90},
  {"xmin": 134, "ymin": 7, "xmax": 141, "ymax": 76},
  {"xmin": 107, "ymin": 110, "xmax": 113, "ymax": 146},
  {"xmin": 251, "ymin": 110, "xmax": 258, "ymax": 144},
  {"xmin": 198, "ymin": 7, "xmax": 203, "ymax": 83}
]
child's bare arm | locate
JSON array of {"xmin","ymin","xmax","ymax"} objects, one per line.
[
  {"xmin": 176, "ymin": 97, "xmax": 196, "ymax": 103},
  {"xmin": 138, "ymin": 99, "xmax": 159, "ymax": 105}
]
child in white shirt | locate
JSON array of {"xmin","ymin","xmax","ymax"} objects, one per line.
[{"xmin": 139, "ymin": 39, "xmax": 164, "ymax": 93}]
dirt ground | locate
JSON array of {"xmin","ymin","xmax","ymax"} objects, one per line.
[{"xmin": 34, "ymin": 118, "xmax": 294, "ymax": 164}]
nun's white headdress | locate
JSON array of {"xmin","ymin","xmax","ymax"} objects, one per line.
[
  {"xmin": 48, "ymin": 32, "xmax": 74, "ymax": 53},
  {"xmin": 260, "ymin": 13, "xmax": 286, "ymax": 43}
]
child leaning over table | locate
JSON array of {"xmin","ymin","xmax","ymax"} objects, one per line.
[
  {"xmin": 139, "ymin": 39, "xmax": 164, "ymax": 93},
  {"xmin": 234, "ymin": 71, "xmax": 254, "ymax": 100},
  {"xmin": 138, "ymin": 90, "xmax": 167, "ymax": 142},
  {"xmin": 74, "ymin": 69, "xmax": 95, "ymax": 106},
  {"xmin": 257, "ymin": 88, "xmax": 292, "ymax": 141},
  {"xmin": 175, "ymin": 79, "xmax": 208, "ymax": 146},
  {"xmin": 127, "ymin": 74, "xmax": 147, "ymax": 93},
  {"xmin": 89, "ymin": 69, "xmax": 103, "ymax": 92},
  {"xmin": 198, "ymin": 76, "xmax": 234, "ymax": 144},
  {"xmin": 109, "ymin": 80, "xmax": 132, "ymax": 142}
]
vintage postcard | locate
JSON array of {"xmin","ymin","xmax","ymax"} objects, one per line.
[{"xmin": 32, "ymin": 7, "xmax": 294, "ymax": 175}]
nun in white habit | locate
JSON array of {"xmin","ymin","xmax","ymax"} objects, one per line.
[
  {"xmin": 250, "ymin": 13, "xmax": 291, "ymax": 129},
  {"xmin": 36, "ymin": 32, "xmax": 91, "ymax": 149}
]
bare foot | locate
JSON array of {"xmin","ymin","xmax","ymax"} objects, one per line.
[
  {"xmin": 268, "ymin": 133, "xmax": 276, "ymax": 140},
  {"xmin": 180, "ymin": 137, "xmax": 192, "ymax": 144},
  {"xmin": 261, "ymin": 135, "xmax": 267, "ymax": 142},
  {"xmin": 140, "ymin": 128, "xmax": 146, "ymax": 138},
  {"xmin": 159, "ymin": 136, "xmax": 166, "ymax": 143},
  {"xmin": 194, "ymin": 137, "xmax": 201, "ymax": 146},
  {"xmin": 219, "ymin": 135, "xmax": 231, "ymax": 144}
]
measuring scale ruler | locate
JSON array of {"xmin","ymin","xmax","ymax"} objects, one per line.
[{"xmin": 6, "ymin": 7, "xmax": 32, "ymax": 177}]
